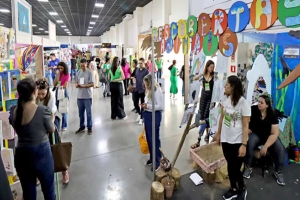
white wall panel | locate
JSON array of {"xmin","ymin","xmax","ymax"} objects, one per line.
[{"xmin": 32, "ymin": 35, "xmax": 43, "ymax": 45}]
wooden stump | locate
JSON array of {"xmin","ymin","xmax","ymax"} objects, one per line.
[
  {"xmin": 200, "ymin": 170, "xmax": 215, "ymax": 185},
  {"xmin": 171, "ymin": 168, "xmax": 181, "ymax": 190},
  {"xmin": 150, "ymin": 181, "xmax": 164, "ymax": 200},
  {"xmin": 155, "ymin": 168, "xmax": 167, "ymax": 182},
  {"xmin": 215, "ymin": 163, "xmax": 228, "ymax": 183}
]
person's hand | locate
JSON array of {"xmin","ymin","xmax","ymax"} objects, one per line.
[
  {"xmin": 141, "ymin": 103, "xmax": 147, "ymax": 109},
  {"xmin": 238, "ymin": 145, "xmax": 246, "ymax": 157},
  {"xmin": 260, "ymin": 145, "xmax": 268, "ymax": 157},
  {"xmin": 75, "ymin": 84, "xmax": 79, "ymax": 88},
  {"xmin": 211, "ymin": 132, "xmax": 220, "ymax": 144},
  {"xmin": 248, "ymin": 129, "xmax": 252, "ymax": 134}
]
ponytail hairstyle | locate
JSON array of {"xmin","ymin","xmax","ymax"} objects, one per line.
[
  {"xmin": 168, "ymin": 60, "xmax": 176, "ymax": 70},
  {"xmin": 15, "ymin": 78, "xmax": 37, "ymax": 133},
  {"xmin": 36, "ymin": 78, "xmax": 50, "ymax": 106}
]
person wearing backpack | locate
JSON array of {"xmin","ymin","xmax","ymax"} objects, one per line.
[{"xmin": 180, "ymin": 65, "xmax": 185, "ymax": 96}]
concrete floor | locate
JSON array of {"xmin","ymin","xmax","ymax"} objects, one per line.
[{"xmin": 37, "ymin": 79, "xmax": 204, "ymax": 200}]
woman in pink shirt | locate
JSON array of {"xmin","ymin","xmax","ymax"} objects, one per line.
[
  {"xmin": 54, "ymin": 62, "xmax": 70, "ymax": 132},
  {"xmin": 121, "ymin": 58, "xmax": 131, "ymax": 95},
  {"xmin": 147, "ymin": 54, "xmax": 157, "ymax": 74}
]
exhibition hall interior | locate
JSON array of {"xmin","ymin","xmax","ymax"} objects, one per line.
[{"xmin": 1, "ymin": 0, "xmax": 300, "ymax": 200}]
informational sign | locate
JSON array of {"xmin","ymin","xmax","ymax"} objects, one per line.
[{"xmin": 283, "ymin": 47, "xmax": 300, "ymax": 58}]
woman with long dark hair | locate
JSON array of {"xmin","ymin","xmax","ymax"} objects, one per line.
[
  {"xmin": 54, "ymin": 62, "xmax": 70, "ymax": 131},
  {"xmin": 244, "ymin": 94, "xmax": 286, "ymax": 185},
  {"xmin": 168, "ymin": 60, "xmax": 178, "ymax": 99},
  {"xmin": 212, "ymin": 75, "xmax": 251, "ymax": 200},
  {"xmin": 191, "ymin": 60, "xmax": 215, "ymax": 148},
  {"xmin": 121, "ymin": 58, "xmax": 131, "ymax": 95},
  {"xmin": 108, "ymin": 57, "xmax": 127, "ymax": 120},
  {"xmin": 9, "ymin": 78, "xmax": 56, "ymax": 200}
]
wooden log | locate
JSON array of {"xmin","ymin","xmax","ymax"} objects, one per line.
[
  {"xmin": 200, "ymin": 169, "xmax": 215, "ymax": 185},
  {"xmin": 171, "ymin": 168, "xmax": 181, "ymax": 190},
  {"xmin": 150, "ymin": 181, "xmax": 164, "ymax": 200},
  {"xmin": 155, "ymin": 168, "xmax": 167, "ymax": 182}
]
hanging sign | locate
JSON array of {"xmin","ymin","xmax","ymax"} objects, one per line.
[
  {"xmin": 173, "ymin": 36, "xmax": 181, "ymax": 54},
  {"xmin": 187, "ymin": 15, "xmax": 198, "ymax": 38},
  {"xmin": 191, "ymin": 33, "xmax": 203, "ymax": 55},
  {"xmin": 278, "ymin": 0, "xmax": 300, "ymax": 28},
  {"xmin": 170, "ymin": 22, "xmax": 178, "ymax": 40},
  {"xmin": 198, "ymin": 13, "xmax": 211, "ymax": 36},
  {"xmin": 211, "ymin": 9, "xmax": 228, "ymax": 36},
  {"xmin": 182, "ymin": 36, "xmax": 190, "ymax": 55},
  {"xmin": 164, "ymin": 24, "xmax": 170, "ymax": 40},
  {"xmin": 178, "ymin": 20, "xmax": 187, "ymax": 39},
  {"xmin": 152, "ymin": 27, "xmax": 159, "ymax": 42},
  {"xmin": 203, "ymin": 31, "xmax": 218, "ymax": 56},
  {"xmin": 228, "ymin": 1, "xmax": 250, "ymax": 32},
  {"xmin": 219, "ymin": 28, "xmax": 238, "ymax": 57}
]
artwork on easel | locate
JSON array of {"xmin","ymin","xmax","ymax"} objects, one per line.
[
  {"xmin": 209, "ymin": 107, "xmax": 221, "ymax": 132},
  {"xmin": 0, "ymin": 112, "xmax": 14, "ymax": 140},
  {"xmin": 180, "ymin": 104, "xmax": 197, "ymax": 127},
  {"xmin": 187, "ymin": 80, "xmax": 201, "ymax": 104},
  {"xmin": 5, "ymin": 99, "xmax": 18, "ymax": 111},
  {"xmin": 10, "ymin": 181, "xmax": 23, "ymax": 200},
  {"xmin": 0, "ymin": 31, "xmax": 7, "ymax": 59},
  {"xmin": 190, "ymin": 50, "xmax": 206, "ymax": 78},
  {"xmin": 1, "ymin": 148, "xmax": 16, "ymax": 175}
]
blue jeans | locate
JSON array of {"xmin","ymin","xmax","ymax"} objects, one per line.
[
  {"xmin": 182, "ymin": 80, "xmax": 185, "ymax": 96},
  {"xmin": 157, "ymin": 69, "xmax": 162, "ymax": 79},
  {"xmin": 77, "ymin": 98, "xmax": 93, "ymax": 129},
  {"xmin": 71, "ymin": 69, "xmax": 77, "ymax": 81},
  {"xmin": 15, "ymin": 142, "xmax": 55, "ymax": 200},
  {"xmin": 45, "ymin": 71, "xmax": 53, "ymax": 87},
  {"xmin": 56, "ymin": 89, "xmax": 69, "ymax": 129},
  {"xmin": 143, "ymin": 111, "xmax": 162, "ymax": 168}
]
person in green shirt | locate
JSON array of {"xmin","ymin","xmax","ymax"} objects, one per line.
[
  {"xmin": 103, "ymin": 58, "xmax": 111, "ymax": 77},
  {"xmin": 77, "ymin": 52, "xmax": 83, "ymax": 71},
  {"xmin": 168, "ymin": 60, "xmax": 178, "ymax": 99},
  {"xmin": 108, "ymin": 57, "xmax": 126, "ymax": 120},
  {"xmin": 155, "ymin": 57, "xmax": 163, "ymax": 79}
]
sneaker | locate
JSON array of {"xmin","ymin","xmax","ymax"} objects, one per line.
[
  {"xmin": 88, "ymin": 128, "xmax": 92, "ymax": 135},
  {"xmin": 62, "ymin": 127, "xmax": 67, "ymax": 131},
  {"xmin": 223, "ymin": 188, "xmax": 238, "ymax": 200},
  {"xmin": 274, "ymin": 171, "xmax": 285, "ymax": 186},
  {"xmin": 237, "ymin": 189, "xmax": 247, "ymax": 200},
  {"xmin": 243, "ymin": 165, "xmax": 252, "ymax": 179},
  {"xmin": 75, "ymin": 128, "xmax": 85, "ymax": 134},
  {"xmin": 151, "ymin": 166, "xmax": 160, "ymax": 172},
  {"xmin": 139, "ymin": 119, "xmax": 143, "ymax": 125},
  {"xmin": 121, "ymin": 116, "xmax": 127, "ymax": 120},
  {"xmin": 136, "ymin": 116, "xmax": 140, "ymax": 122},
  {"xmin": 146, "ymin": 160, "xmax": 153, "ymax": 166},
  {"xmin": 131, "ymin": 108, "xmax": 136, "ymax": 112}
]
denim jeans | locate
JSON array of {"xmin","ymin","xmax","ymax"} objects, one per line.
[
  {"xmin": 182, "ymin": 80, "xmax": 185, "ymax": 96},
  {"xmin": 71, "ymin": 69, "xmax": 77, "ymax": 81},
  {"xmin": 157, "ymin": 69, "xmax": 162, "ymax": 79},
  {"xmin": 77, "ymin": 98, "xmax": 93, "ymax": 129},
  {"xmin": 45, "ymin": 71, "xmax": 53, "ymax": 87},
  {"xmin": 143, "ymin": 111, "xmax": 162, "ymax": 169},
  {"xmin": 56, "ymin": 89, "xmax": 69, "ymax": 129},
  {"xmin": 15, "ymin": 142, "xmax": 55, "ymax": 200}
]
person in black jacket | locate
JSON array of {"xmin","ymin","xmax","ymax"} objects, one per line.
[{"xmin": 180, "ymin": 65, "xmax": 185, "ymax": 96}]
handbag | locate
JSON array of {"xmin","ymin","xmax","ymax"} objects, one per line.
[
  {"xmin": 138, "ymin": 128, "xmax": 149, "ymax": 154},
  {"xmin": 99, "ymin": 69, "xmax": 107, "ymax": 83},
  {"xmin": 59, "ymin": 97, "xmax": 69, "ymax": 114},
  {"xmin": 50, "ymin": 130, "xmax": 73, "ymax": 173},
  {"xmin": 127, "ymin": 84, "xmax": 135, "ymax": 93},
  {"xmin": 57, "ymin": 87, "xmax": 65, "ymax": 100}
]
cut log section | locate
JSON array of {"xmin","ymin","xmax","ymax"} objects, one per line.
[
  {"xmin": 150, "ymin": 181, "xmax": 164, "ymax": 200},
  {"xmin": 171, "ymin": 168, "xmax": 181, "ymax": 190},
  {"xmin": 155, "ymin": 168, "xmax": 167, "ymax": 182}
]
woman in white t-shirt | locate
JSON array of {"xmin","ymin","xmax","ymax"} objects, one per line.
[{"xmin": 212, "ymin": 75, "xmax": 251, "ymax": 200}]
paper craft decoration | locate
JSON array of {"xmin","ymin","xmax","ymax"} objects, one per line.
[
  {"xmin": 0, "ymin": 31, "xmax": 7, "ymax": 59},
  {"xmin": 180, "ymin": 104, "xmax": 197, "ymax": 127},
  {"xmin": 278, "ymin": 0, "xmax": 300, "ymax": 28},
  {"xmin": 166, "ymin": 37, "xmax": 174, "ymax": 53},
  {"xmin": 252, "ymin": 43, "xmax": 274, "ymax": 67},
  {"xmin": 198, "ymin": 13, "xmax": 212, "ymax": 36},
  {"xmin": 211, "ymin": 9, "xmax": 228, "ymax": 36},
  {"xmin": 187, "ymin": 80, "xmax": 201, "ymax": 104},
  {"xmin": 152, "ymin": 27, "xmax": 159, "ymax": 42},
  {"xmin": 1, "ymin": 148, "xmax": 16, "ymax": 175},
  {"xmin": 209, "ymin": 107, "xmax": 221, "ymax": 132},
  {"xmin": 158, "ymin": 26, "xmax": 164, "ymax": 42},
  {"xmin": 173, "ymin": 36, "xmax": 181, "ymax": 54},
  {"xmin": 215, "ymin": 53, "xmax": 229, "ymax": 74},
  {"xmin": 191, "ymin": 33, "xmax": 203, "ymax": 55},
  {"xmin": 5, "ymin": 99, "xmax": 18, "ymax": 112},
  {"xmin": 211, "ymin": 79, "xmax": 225, "ymax": 103},
  {"xmin": 182, "ymin": 36, "xmax": 190, "ymax": 55},
  {"xmin": 178, "ymin": 20, "xmax": 187, "ymax": 39},
  {"xmin": 10, "ymin": 181, "xmax": 23, "ymax": 200},
  {"xmin": 252, "ymin": 76, "xmax": 268, "ymax": 104},
  {"xmin": 187, "ymin": 15, "xmax": 198, "ymax": 38},
  {"xmin": 203, "ymin": 32, "xmax": 218, "ymax": 56},
  {"xmin": 170, "ymin": 22, "xmax": 178, "ymax": 40},
  {"xmin": 247, "ymin": 54, "xmax": 271, "ymax": 104},
  {"xmin": 228, "ymin": 1, "xmax": 250, "ymax": 33},
  {"xmin": 161, "ymin": 39, "xmax": 166, "ymax": 54},
  {"xmin": 219, "ymin": 28, "xmax": 238, "ymax": 57},
  {"xmin": 190, "ymin": 173, "xmax": 204, "ymax": 185},
  {"xmin": 250, "ymin": 0, "xmax": 278, "ymax": 30},
  {"xmin": 0, "ymin": 112, "xmax": 14, "ymax": 140},
  {"xmin": 190, "ymin": 50, "xmax": 206, "ymax": 78},
  {"xmin": 164, "ymin": 24, "xmax": 170, "ymax": 40}
]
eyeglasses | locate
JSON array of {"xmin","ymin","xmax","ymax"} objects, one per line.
[{"xmin": 36, "ymin": 80, "xmax": 49, "ymax": 89}]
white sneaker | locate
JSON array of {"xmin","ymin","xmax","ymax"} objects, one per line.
[
  {"xmin": 136, "ymin": 116, "xmax": 140, "ymax": 122},
  {"xmin": 139, "ymin": 119, "xmax": 143, "ymax": 125}
]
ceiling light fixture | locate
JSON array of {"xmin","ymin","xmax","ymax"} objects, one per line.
[
  {"xmin": 32, "ymin": 24, "xmax": 37, "ymax": 27},
  {"xmin": 64, "ymin": 29, "xmax": 69, "ymax": 31},
  {"xmin": 95, "ymin": 3, "xmax": 104, "ymax": 7},
  {"xmin": 91, "ymin": 15, "xmax": 98, "ymax": 18},
  {"xmin": 0, "ymin": 9, "xmax": 10, "ymax": 13},
  {"xmin": 88, "ymin": 26, "xmax": 93, "ymax": 28},
  {"xmin": 49, "ymin": 12, "xmax": 58, "ymax": 15},
  {"xmin": 45, "ymin": 31, "xmax": 49, "ymax": 33},
  {"xmin": 38, "ymin": 0, "xmax": 49, "ymax": 2},
  {"xmin": 39, "ymin": 28, "xmax": 44, "ymax": 30},
  {"xmin": 90, "ymin": 22, "xmax": 96, "ymax": 25},
  {"xmin": 57, "ymin": 20, "xmax": 63, "ymax": 23},
  {"xmin": 61, "ymin": 25, "xmax": 66, "ymax": 28},
  {"xmin": 0, "ymin": 23, "xmax": 4, "ymax": 26}
]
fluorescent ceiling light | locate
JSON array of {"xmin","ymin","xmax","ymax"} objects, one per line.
[
  {"xmin": 91, "ymin": 15, "xmax": 98, "ymax": 18},
  {"xmin": 45, "ymin": 31, "xmax": 49, "ymax": 33},
  {"xmin": 61, "ymin": 25, "xmax": 66, "ymax": 28},
  {"xmin": 35, "ymin": 32, "xmax": 41, "ymax": 33},
  {"xmin": 0, "ymin": 9, "xmax": 10, "ymax": 13},
  {"xmin": 90, "ymin": 22, "xmax": 96, "ymax": 25},
  {"xmin": 49, "ymin": 12, "xmax": 58, "ymax": 15},
  {"xmin": 32, "ymin": 24, "xmax": 37, "ymax": 27},
  {"xmin": 0, "ymin": 23, "xmax": 4, "ymax": 26},
  {"xmin": 64, "ymin": 29, "xmax": 69, "ymax": 31},
  {"xmin": 57, "ymin": 20, "xmax": 63, "ymax": 23},
  {"xmin": 38, "ymin": 0, "xmax": 49, "ymax": 2},
  {"xmin": 39, "ymin": 28, "xmax": 44, "ymax": 30},
  {"xmin": 95, "ymin": 3, "xmax": 104, "ymax": 7},
  {"xmin": 67, "ymin": 32, "xmax": 70, "ymax": 34},
  {"xmin": 88, "ymin": 26, "xmax": 93, "ymax": 28}
]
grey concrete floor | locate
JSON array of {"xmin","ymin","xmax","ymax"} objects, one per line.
[{"xmin": 37, "ymin": 80, "xmax": 205, "ymax": 200}]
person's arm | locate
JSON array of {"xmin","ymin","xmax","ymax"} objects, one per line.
[
  {"xmin": 108, "ymin": 72, "xmax": 111, "ymax": 81},
  {"xmin": 145, "ymin": 89, "xmax": 164, "ymax": 111},
  {"xmin": 43, "ymin": 107, "xmax": 55, "ymax": 133},
  {"xmin": 261, "ymin": 118, "xmax": 279, "ymax": 156},
  {"xmin": 239, "ymin": 99, "xmax": 251, "ymax": 157}
]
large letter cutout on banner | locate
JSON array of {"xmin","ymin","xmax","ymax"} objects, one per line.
[
  {"xmin": 219, "ymin": 28, "xmax": 238, "ymax": 57},
  {"xmin": 203, "ymin": 31, "xmax": 218, "ymax": 56},
  {"xmin": 250, "ymin": 0, "xmax": 278, "ymax": 30},
  {"xmin": 171, "ymin": 22, "xmax": 178, "ymax": 40},
  {"xmin": 198, "ymin": 13, "xmax": 211, "ymax": 36},
  {"xmin": 166, "ymin": 36, "xmax": 174, "ymax": 53},
  {"xmin": 161, "ymin": 38, "xmax": 166, "ymax": 54},
  {"xmin": 228, "ymin": 1, "xmax": 250, "ymax": 32},
  {"xmin": 158, "ymin": 26, "xmax": 164, "ymax": 42},
  {"xmin": 187, "ymin": 15, "xmax": 198, "ymax": 38},
  {"xmin": 191, "ymin": 33, "xmax": 203, "ymax": 55},
  {"xmin": 212, "ymin": 9, "xmax": 228, "ymax": 36},
  {"xmin": 174, "ymin": 36, "xmax": 181, "ymax": 54},
  {"xmin": 278, "ymin": 0, "xmax": 300, "ymax": 28},
  {"xmin": 164, "ymin": 24, "xmax": 170, "ymax": 40},
  {"xmin": 178, "ymin": 19, "xmax": 187, "ymax": 39},
  {"xmin": 152, "ymin": 27, "xmax": 159, "ymax": 42},
  {"xmin": 182, "ymin": 36, "xmax": 190, "ymax": 55}
]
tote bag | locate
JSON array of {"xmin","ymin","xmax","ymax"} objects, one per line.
[
  {"xmin": 57, "ymin": 87, "xmax": 65, "ymax": 100},
  {"xmin": 59, "ymin": 98, "xmax": 69, "ymax": 114},
  {"xmin": 138, "ymin": 128, "xmax": 149, "ymax": 154}
]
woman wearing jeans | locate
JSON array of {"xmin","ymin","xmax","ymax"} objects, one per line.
[
  {"xmin": 9, "ymin": 78, "xmax": 56, "ymax": 200},
  {"xmin": 141, "ymin": 74, "xmax": 164, "ymax": 171},
  {"xmin": 212, "ymin": 75, "xmax": 251, "ymax": 200},
  {"xmin": 54, "ymin": 62, "xmax": 70, "ymax": 131}
]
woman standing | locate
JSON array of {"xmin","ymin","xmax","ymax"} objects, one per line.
[
  {"xmin": 9, "ymin": 78, "xmax": 56, "ymax": 200},
  {"xmin": 70, "ymin": 55, "xmax": 77, "ymax": 81},
  {"xmin": 169, "ymin": 60, "xmax": 178, "ymax": 99},
  {"xmin": 141, "ymin": 74, "xmax": 164, "ymax": 171},
  {"xmin": 54, "ymin": 62, "xmax": 70, "ymax": 131},
  {"xmin": 89, "ymin": 56, "xmax": 99, "ymax": 88},
  {"xmin": 121, "ymin": 58, "xmax": 131, "ymax": 95},
  {"xmin": 130, "ymin": 59, "xmax": 138, "ymax": 111},
  {"xmin": 212, "ymin": 75, "xmax": 250, "ymax": 200},
  {"xmin": 147, "ymin": 54, "xmax": 157, "ymax": 74},
  {"xmin": 191, "ymin": 60, "xmax": 215, "ymax": 149},
  {"xmin": 108, "ymin": 57, "xmax": 127, "ymax": 120}
]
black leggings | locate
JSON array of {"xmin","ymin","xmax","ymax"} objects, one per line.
[
  {"xmin": 199, "ymin": 90, "xmax": 212, "ymax": 120},
  {"xmin": 123, "ymin": 78, "xmax": 129, "ymax": 95},
  {"xmin": 245, "ymin": 133, "xmax": 285, "ymax": 172},
  {"xmin": 222, "ymin": 142, "xmax": 245, "ymax": 190},
  {"xmin": 133, "ymin": 92, "xmax": 145, "ymax": 118}
]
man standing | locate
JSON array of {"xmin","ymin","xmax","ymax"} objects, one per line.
[
  {"xmin": 132, "ymin": 58, "xmax": 149, "ymax": 125},
  {"xmin": 48, "ymin": 53, "xmax": 60, "ymax": 86},
  {"xmin": 75, "ymin": 59, "xmax": 94, "ymax": 135}
]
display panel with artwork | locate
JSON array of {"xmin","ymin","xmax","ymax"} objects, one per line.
[{"xmin": 1, "ymin": 148, "xmax": 16, "ymax": 175}]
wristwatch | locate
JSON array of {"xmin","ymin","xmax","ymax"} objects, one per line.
[{"xmin": 242, "ymin": 143, "xmax": 247, "ymax": 147}]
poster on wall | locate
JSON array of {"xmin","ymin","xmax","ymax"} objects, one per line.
[
  {"xmin": 0, "ymin": 31, "xmax": 7, "ymax": 59},
  {"xmin": 13, "ymin": 0, "xmax": 32, "ymax": 43},
  {"xmin": 17, "ymin": 2, "xmax": 30, "ymax": 33}
]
